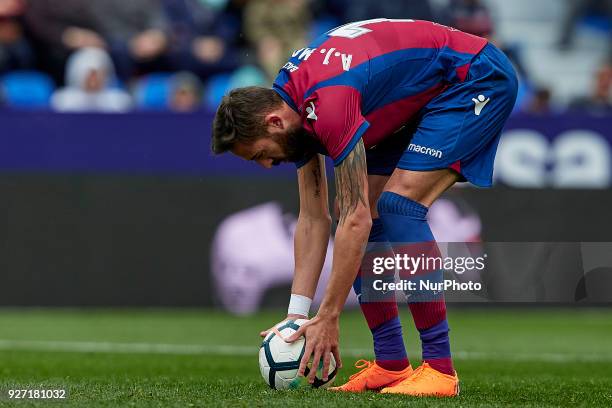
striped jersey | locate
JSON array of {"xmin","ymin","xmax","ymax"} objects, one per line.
[{"xmin": 272, "ymin": 19, "xmax": 488, "ymax": 165}]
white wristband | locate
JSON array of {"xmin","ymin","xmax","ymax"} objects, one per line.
[{"xmin": 287, "ymin": 294, "xmax": 312, "ymax": 317}]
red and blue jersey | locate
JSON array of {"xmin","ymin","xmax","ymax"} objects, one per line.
[{"xmin": 272, "ymin": 19, "xmax": 488, "ymax": 166}]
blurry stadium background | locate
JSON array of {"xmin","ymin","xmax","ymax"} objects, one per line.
[{"xmin": 0, "ymin": 0, "xmax": 611, "ymax": 406}]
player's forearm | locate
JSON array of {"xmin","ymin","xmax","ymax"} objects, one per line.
[
  {"xmin": 291, "ymin": 213, "xmax": 332, "ymax": 299},
  {"xmin": 318, "ymin": 209, "xmax": 372, "ymax": 318}
]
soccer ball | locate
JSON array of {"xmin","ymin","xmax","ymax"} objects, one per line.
[{"xmin": 259, "ymin": 319, "xmax": 337, "ymax": 389}]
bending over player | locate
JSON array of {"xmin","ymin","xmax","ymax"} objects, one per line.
[{"xmin": 211, "ymin": 19, "xmax": 518, "ymax": 397}]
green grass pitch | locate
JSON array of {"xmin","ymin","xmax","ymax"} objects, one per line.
[{"xmin": 0, "ymin": 308, "xmax": 611, "ymax": 407}]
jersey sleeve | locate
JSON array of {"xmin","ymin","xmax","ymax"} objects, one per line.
[{"xmin": 306, "ymin": 86, "xmax": 369, "ymax": 166}]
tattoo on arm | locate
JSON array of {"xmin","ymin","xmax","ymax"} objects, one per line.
[
  {"xmin": 311, "ymin": 162, "xmax": 321, "ymax": 198},
  {"xmin": 335, "ymin": 139, "xmax": 367, "ymax": 226}
]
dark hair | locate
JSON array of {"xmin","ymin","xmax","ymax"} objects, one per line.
[{"xmin": 211, "ymin": 86, "xmax": 283, "ymax": 154}]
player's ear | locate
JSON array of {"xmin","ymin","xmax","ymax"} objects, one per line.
[{"xmin": 264, "ymin": 113, "xmax": 284, "ymax": 130}]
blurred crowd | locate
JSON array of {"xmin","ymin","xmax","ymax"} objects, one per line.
[{"xmin": 0, "ymin": 0, "xmax": 610, "ymax": 113}]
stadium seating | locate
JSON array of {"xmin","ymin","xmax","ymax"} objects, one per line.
[
  {"xmin": 485, "ymin": 0, "xmax": 610, "ymax": 105},
  {"xmin": 133, "ymin": 72, "xmax": 174, "ymax": 110},
  {"xmin": 1, "ymin": 70, "xmax": 55, "ymax": 109},
  {"xmin": 203, "ymin": 65, "xmax": 266, "ymax": 110},
  {"xmin": 203, "ymin": 73, "xmax": 232, "ymax": 110}
]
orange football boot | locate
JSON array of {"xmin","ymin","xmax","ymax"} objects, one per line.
[
  {"xmin": 329, "ymin": 360, "xmax": 413, "ymax": 393},
  {"xmin": 380, "ymin": 362, "xmax": 459, "ymax": 397}
]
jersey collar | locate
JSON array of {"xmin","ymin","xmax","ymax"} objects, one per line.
[{"xmin": 272, "ymin": 85, "xmax": 299, "ymax": 113}]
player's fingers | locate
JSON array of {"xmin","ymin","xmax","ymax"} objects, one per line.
[
  {"xmin": 298, "ymin": 342, "xmax": 314, "ymax": 377},
  {"xmin": 321, "ymin": 348, "xmax": 331, "ymax": 381},
  {"xmin": 259, "ymin": 328, "xmax": 270, "ymax": 337},
  {"xmin": 309, "ymin": 347, "xmax": 323, "ymax": 384},
  {"xmin": 332, "ymin": 345, "xmax": 342, "ymax": 369},
  {"xmin": 285, "ymin": 326, "xmax": 305, "ymax": 343}
]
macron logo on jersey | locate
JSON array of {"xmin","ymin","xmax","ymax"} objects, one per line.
[
  {"xmin": 306, "ymin": 102, "xmax": 317, "ymax": 120},
  {"xmin": 407, "ymin": 143, "xmax": 443, "ymax": 159},
  {"xmin": 472, "ymin": 94, "xmax": 491, "ymax": 116}
]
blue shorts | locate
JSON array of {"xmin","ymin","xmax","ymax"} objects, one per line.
[{"xmin": 366, "ymin": 43, "xmax": 518, "ymax": 187}]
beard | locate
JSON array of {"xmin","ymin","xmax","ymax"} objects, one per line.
[{"xmin": 272, "ymin": 125, "xmax": 319, "ymax": 164}]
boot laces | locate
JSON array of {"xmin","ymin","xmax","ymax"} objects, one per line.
[
  {"xmin": 405, "ymin": 364, "xmax": 435, "ymax": 383},
  {"xmin": 348, "ymin": 359, "xmax": 374, "ymax": 381}
]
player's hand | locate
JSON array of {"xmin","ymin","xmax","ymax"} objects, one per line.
[
  {"xmin": 259, "ymin": 314, "xmax": 307, "ymax": 338},
  {"xmin": 286, "ymin": 314, "xmax": 342, "ymax": 383}
]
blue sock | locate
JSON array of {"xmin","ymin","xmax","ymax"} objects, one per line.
[
  {"xmin": 377, "ymin": 192, "xmax": 454, "ymax": 375},
  {"xmin": 353, "ymin": 218, "xmax": 409, "ymax": 371}
]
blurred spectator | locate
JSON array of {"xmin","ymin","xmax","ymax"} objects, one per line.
[
  {"xmin": 162, "ymin": 0, "xmax": 241, "ymax": 78},
  {"xmin": 169, "ymin": 71, "xmax": 202, "ymax": 112},
  {"xmin": 24, "ymin": 0, "xmax": 103, "ymax": 83},
  {"xmin": 558, "ymin": 0, "xmax": 612, "ymax": 50},
  {"xmin": 333, "ymin": 0, "xmax": 434, "ymax": 25},
  {"xmin": 443, "ymin": 0, "xmax": 530, "ymax": 81},
  {"xmin": 6, "ymin": 0, "xmax": 609, "ymax": 113},
  {"xmin": 447, "ymin": 0, "xmax": 493, "ymax": 38},
  {"xmin": 244, "ymin": 0, "xmax": 310, "ymax": 80},
  {"xmin": 0, "ymin": 0, "xmax": 34, "ymax": 73},
  {"xmin": 90, "ymin": 0, "xmax": 170, "ymax": 79},
  {"xmin": 522, "ymin": 86, "xmax": 553, "ymax": 115},
  {"xmin": 25, "ymin": 0, "xmax": 169, "ymax": 83},
  {"xmin": 202, "ymin": 64, "xmax": 266, "ymax": 110},
  {"xmin": 51, "ymin": 48, "xmax": 132, "ymax": 112},
  {"xmin": 569, "ymin": 60, "xmax": 612, "ymax": 115}
]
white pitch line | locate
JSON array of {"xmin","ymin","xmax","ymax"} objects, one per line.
[
  {"xmin": 0, "ymin": 339, "xmax": 610, "ymax": 363},
  {"xmin": 0, "ymin": 340, "xmax": 255, "ymax": 356}
]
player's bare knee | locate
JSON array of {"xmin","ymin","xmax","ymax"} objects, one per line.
[{"xmin": 384, "ymin": 169, "xmax": 458, "ymax": 207}]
